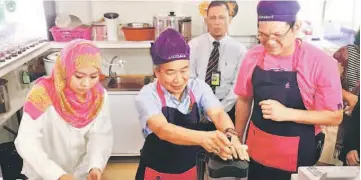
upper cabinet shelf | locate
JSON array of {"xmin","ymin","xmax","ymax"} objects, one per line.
[
  {"xmin": 0, "ymin": 40, "xmax": 153, "ymax": 81},
  {"xmin": 50, "ymin": 41, "xmax": 152, "ymax": 49}
]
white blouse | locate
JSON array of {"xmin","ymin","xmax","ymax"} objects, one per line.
[{"xmin": 15, "ymin": 92, "xmax": 113, "ymax": 180}]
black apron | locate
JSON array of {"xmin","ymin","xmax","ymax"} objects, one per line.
[
  {"xmin": 136, "ymin": 82, "xmax": 215, "ymax": 180},
  {"xmin": 246, "ymin": 41, "xmax": 316, "ymax": 180}
]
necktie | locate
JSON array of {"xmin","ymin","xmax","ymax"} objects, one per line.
[{"xmin": 205, "ymin": 41, "xmax": 220, "ymax": 93}]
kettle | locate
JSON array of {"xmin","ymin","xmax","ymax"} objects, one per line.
[
  {"xmin": 153, "ymin": 12, "xmax": 192, "ymax": 42},
  {"xmin": 179, "ymin": 17, "xmax": 192, "ymax": 42}
]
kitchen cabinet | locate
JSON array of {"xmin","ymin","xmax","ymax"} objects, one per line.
[{"xmin": 108, "ymin": 92, "xmax": 145, "ymax": 156}]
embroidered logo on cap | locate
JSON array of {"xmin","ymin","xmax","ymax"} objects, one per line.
[
  {"xmin": 259, "ymin": 15, "xmax": 274, "ymax": 19},
  {"xmin": 168, "ymin": 54, "xmax": 186, "ymax": 60}
]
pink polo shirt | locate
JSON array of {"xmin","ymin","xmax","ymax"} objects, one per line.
[{"xmin": 234, "ymin": 41, "xmax": 343, "ymax": 112}]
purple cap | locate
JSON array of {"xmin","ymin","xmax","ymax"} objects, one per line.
[
  {"xmin": 151, "ymin": 28, "xmax": 190, "ymax": 65},
  {"xmin": 257, "ymin": 0, "xmax": 300, "ymax": 22}
]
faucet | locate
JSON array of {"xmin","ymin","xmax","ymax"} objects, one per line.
[
  {"xmin": 107, "ymin": 56, "xmax": 126, "ymax": 88},
  {"xmin": 108, "ymin": 56, "xmax": 126, "ymax": 77},
  {"xmin": 109, "ymin": 56, "xmax": 118, "ymax": 77}
]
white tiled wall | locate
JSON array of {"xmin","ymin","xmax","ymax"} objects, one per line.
[
  {"xmin": 54, "ymin": 0, "xmax": 258, "ymax": 36},
  {"xmin": 53, "ymin": 0, "xmax": 259, "ymax": 76},
  {"xmin": 100, "ymin": 48, "xmax": 153, "ymax": 75}
]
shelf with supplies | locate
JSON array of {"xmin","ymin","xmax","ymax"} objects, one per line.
[
  {"xmin": 0, "ymin": 84, "xmax": 33, "ymax": 127},
  {"xmin": 0, "ymin": 40, "xmax": 153, "ymax": 126},
  {"xmin": 0, "ymin": 42, "xmax": 50, "ymax": 78},
  {"xmin": 50, "ymin": 41, "xmax": 153, "ymax": 49}
]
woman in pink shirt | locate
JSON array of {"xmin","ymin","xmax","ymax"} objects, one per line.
[{"xmin": 234, "ymin": 1, "xmax": 343, "ymax": 180}]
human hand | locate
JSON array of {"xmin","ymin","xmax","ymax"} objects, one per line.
[
  {"xmin": 200, "ymin": 130, "xmax": 233, "ymax": 161},
  {"xmin": 346, "ymin": 150, "xmax": 360, "ymax": 166},
  {"xmin": 87, "ymin": 168, "xmax": 102, "ymax": 180},
  {"xmin": 58, "ymin": 174, "xmax": 75, "ymax": 180},
  {"xmin": 259, "ymin": 100, "xmax": 291, "ymax": 122}
]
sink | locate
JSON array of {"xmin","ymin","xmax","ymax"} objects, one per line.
[{"xmin": 100, "ymin": 74, "xmax": 153, "ymax": 91}]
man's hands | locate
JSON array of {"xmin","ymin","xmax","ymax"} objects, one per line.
[
  {"xmin": 228, "ymin": 134, "xmax": 249, "ymax": 161},
  {"xmin": 260, "ymin": 100, "xmax": 292, "ymax": 122},
  {"xmin": 200, "ymin": 130, "xmax": 249, "ymax": 161}
]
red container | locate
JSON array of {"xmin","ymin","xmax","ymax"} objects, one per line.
[
  {"xmin": 122, "ymin": 27, "xmax": 155, "ymax": 41},
  {"xmin": 50, "ymin": 26, "xmax": 92, "ymax": 42}
]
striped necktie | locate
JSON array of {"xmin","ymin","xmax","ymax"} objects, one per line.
[{"xmin": 205, "ymin": 41, "xmax": 220, "ymax": 93}]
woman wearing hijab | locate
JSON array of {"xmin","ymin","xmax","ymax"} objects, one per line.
[
  {"xmin": 15, "ymin": 39, "xmax": 113, "ymax": 180},
  {"xmin": 327, "ymin": 30, "xmax": 360, "ymax": 165},
  {"xmin": 234, "ymin": 1, "xmax": 343, "ymax": 179}
]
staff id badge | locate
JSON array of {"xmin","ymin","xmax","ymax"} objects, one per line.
[{"xmin": 211, "ymin": 71, "xmax": 221, "ymax": 86}]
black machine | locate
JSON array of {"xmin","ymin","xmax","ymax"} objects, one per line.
[
  {"xmin": 197, "ymin": 150, "xmax": 249, "ymax": 179},
  {"xmin": 196, "ymin": 135, "xmax": 249, "ymax": 180}
]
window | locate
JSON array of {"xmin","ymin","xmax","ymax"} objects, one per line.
[
  {"xmin": 323, "ymin": 0, "xmax": 359, "ymax": 29},
  {"xmin": 0, "ymin": 0, "xmax": 47, "ymax": 45}
]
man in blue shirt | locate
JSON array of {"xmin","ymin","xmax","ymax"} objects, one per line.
[{"xmin": 134, "ymin": 28, "xmax": 249, "ymax": 179}]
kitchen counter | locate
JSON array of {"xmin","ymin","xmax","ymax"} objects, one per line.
[
  {"xmin": 0, "ymin": 42, "xmax": 150, "ymax": 156},
  {"xmin": 0, "ymin": 41, "xmax": 153, "ymax": 128},
  {"xmin": 100, "ymin": 74, "xmax": 152, "ymax": 93}
]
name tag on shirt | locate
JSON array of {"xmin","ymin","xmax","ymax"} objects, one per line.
[{"xmin": 211, "ymin": 71, "xmax": 221, "ymax": 86}]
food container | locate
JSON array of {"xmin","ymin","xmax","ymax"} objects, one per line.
[
  {"xmin": 122, "ymin": 23, "xmax": 155, "ymax": 41},
  {"xmin": 92, "ymin": 23, "xmax": 107, "ymax": 41}
]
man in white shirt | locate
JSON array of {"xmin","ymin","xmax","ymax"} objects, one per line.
[{"xmin": 189, "ymin": 1, "xmax": 247, "ymax": 123}]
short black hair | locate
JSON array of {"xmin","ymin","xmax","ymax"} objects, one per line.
[
  {"xmin": 287, "ymin": 21, "xmax": 296, "ymax": 28},
  {"xmin": 207, "ymin": 1, "xmax": 230, "ymax": 15}
]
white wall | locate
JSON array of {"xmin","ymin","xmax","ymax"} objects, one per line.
[
  {"xmin": 53, "ymin": 1, "xmax": 259, "ymax": 76},
  {"xmin": 54, "ymin": 0, "xmax": 258, "ymax": 37},
  {"xmin": 100, "ymin": 48, "xmax": 153, "ymax": 75}
]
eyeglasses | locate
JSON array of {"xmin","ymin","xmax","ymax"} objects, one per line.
[{"xmin": 257, "ymin": 27, "xmax": 292, "ymax": 42}]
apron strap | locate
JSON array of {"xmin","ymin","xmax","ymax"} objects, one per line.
[
  {"xmin": 292, "ymin": 39, "xmax": 302, "ymax": 71},
  {"xmin": 156, "ymin": 81, "xmax": 195, "ymax": 109},
  {"xmin": 156, "ymin": 82, "xmax": 167, "ymax": 107}
]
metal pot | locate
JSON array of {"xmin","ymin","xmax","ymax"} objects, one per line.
[
  {"xmin": 153, "ymin": 12, "xmax": 192, "ymax": 42},
  {"xmin": 43, "ymin": 51, "xmax": 59, "ymax": 75},
  {"xmin": 0, "ymin": 78, "xmax": 10, "ymax": 114}
]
